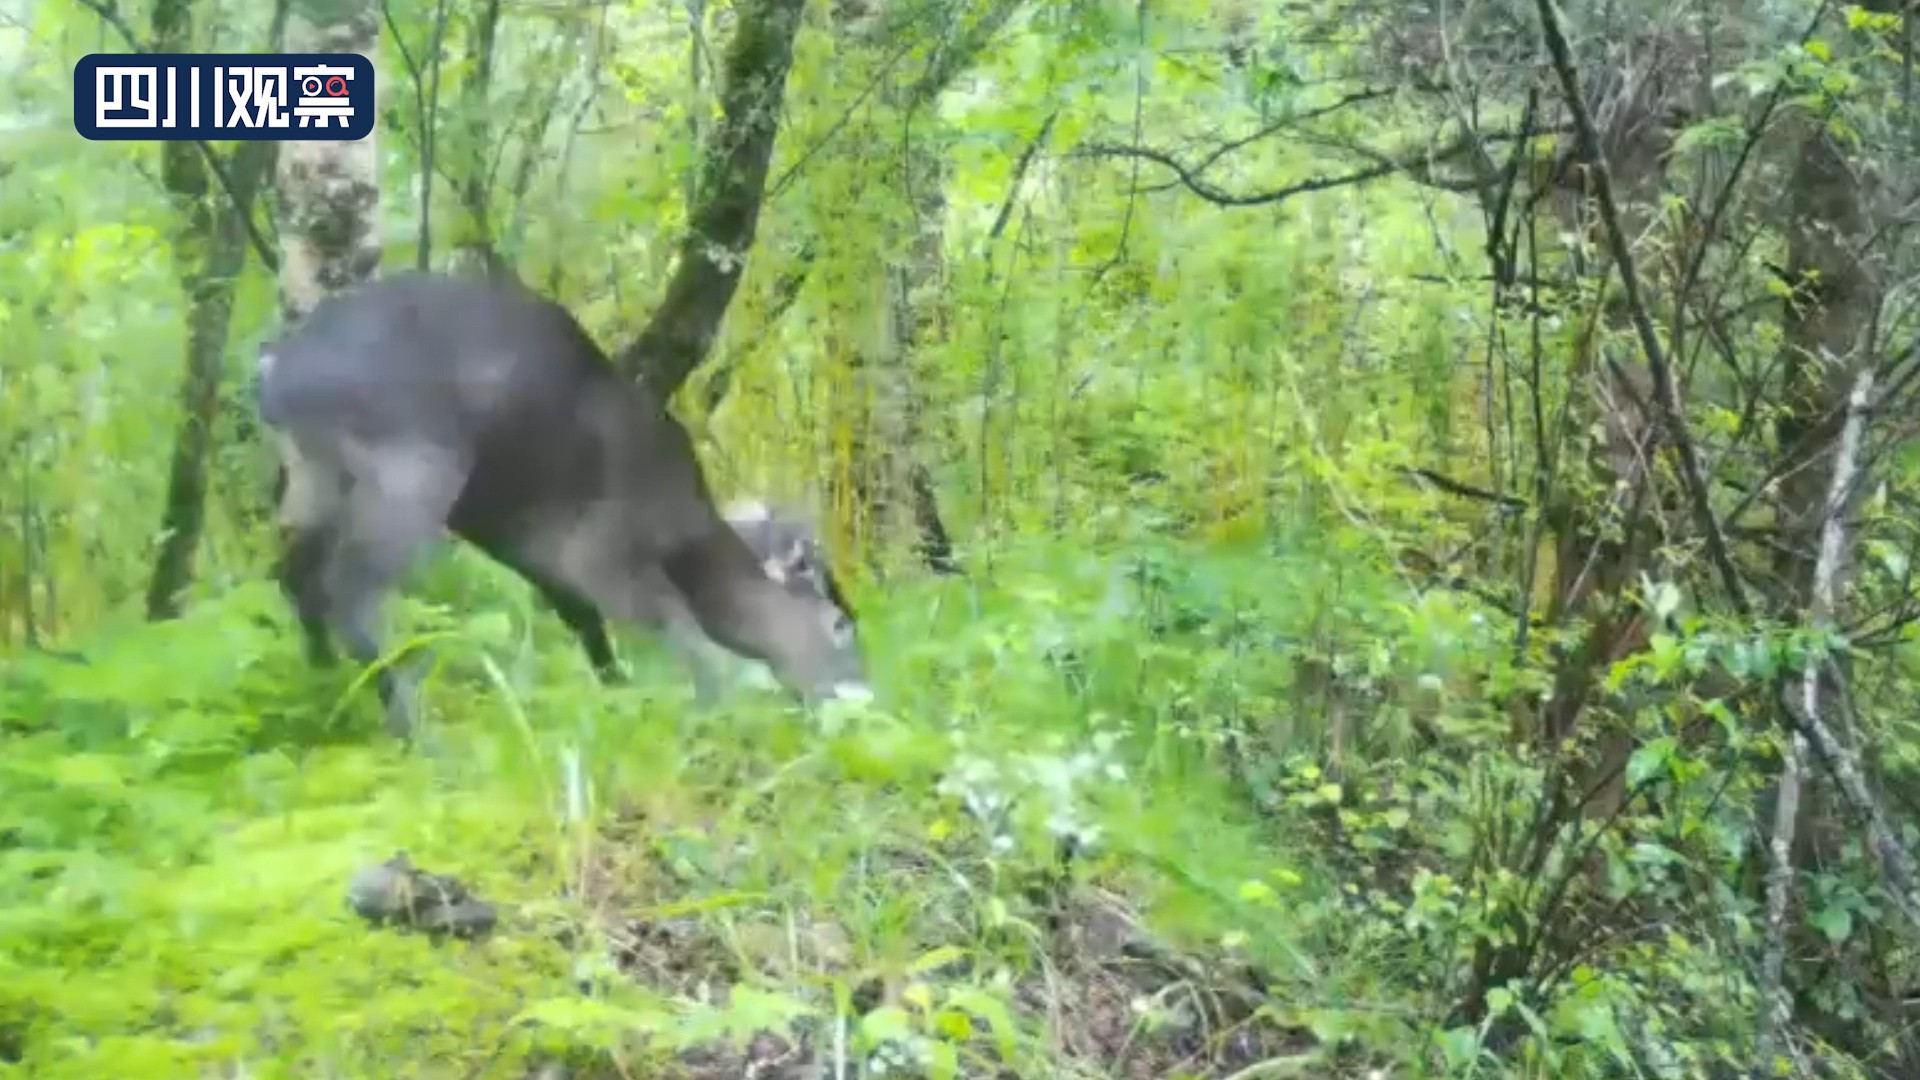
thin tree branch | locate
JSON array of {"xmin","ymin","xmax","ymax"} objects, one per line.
[
  {"xmin": 1077, "ymin": 142, "xmax": 1406, "ymax": 206},
  {"xmin": 989, "ymin": 110, "xmax": 1057, "ymax": 242},
  {"xmin": 1397, "ymin": 465, "xmax": 1530, "ymax": 510},
  {"xmin": 1533, "ymin": 0, "xmax": 1747, "ymax": 614},
  {"xmin": 1076, "ymin": 127, "xmax": 1542, "ymax": 207},
  {"xmin": 1186, "ymin": 86, "xmax": 1399, "ymax": 177},
  {"xmin": 1671, "ymin": 2, "xmax": 1833, "ymax": 324},
  {"xmin": 769, "ymin": 34, "xmax": 918, "ymax": 198},
  {"xmin": 905, "ymin": 0, "xmax": 1022, "ymax": 110},
  {"xmin": 380, "ymin": 0, "xmax": 451, "ymax": 270},
  {"xmin": 697, "ymin": 239, "xmax": 818, "ymax": 415}
]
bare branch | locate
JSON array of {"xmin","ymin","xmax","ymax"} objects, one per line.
[
  {"xmin": 1397, "ymin": 465, "xmax": 1530, "ymax": 510},
  {"xmin": 904, "ymin": 0, "xmax": 1022, "ymax": 111},
  {"xmin": 1075, "ymin": 142, "xmax": 1404, "ymax": 206},
  {"xmin": 768, "ymin": 34, "xmax": 916, "ymax": 198},
  {"xmin": 1075, "ymin": 126, "xmax": 1539, "ymax": 207},
  {"xmin": 989, "ymin": 110, "xmax": 1057, "ymax": 242},
  {"xmin": 1185, "ymin": 86, "xmax": 1398, "ymax": 176},
  {"xmin": 1535, "ymin": 0, "xmax": 1920, "ymax": 931},
  {"xmin": 1672, "ymin": 1, "xmax": 1835, "ymax": 321},
  {"xmin": 1758, "ymin": 367, "xmax": 1877, "ymax": 1069},
  {"xmin": 1533, "ymin": 0, "xmax": 1746, "ymax": 613}
]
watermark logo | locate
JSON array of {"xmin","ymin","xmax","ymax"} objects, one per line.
[{"xmin": 74, "ymin": 53, "xmax": 375, "ymax": 141}]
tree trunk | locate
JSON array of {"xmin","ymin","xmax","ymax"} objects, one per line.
[
  {"xmin": 824, "ymin": 1, "xmax": 1018, "ymax": 574},
  {"xmin": 616, "ymin": 0, "xmax": 809, "ymax": 400},
  {"xmin": 1455, "ymin": 26, "xmax": 1684, "ymax": 1023},
  {"xmin": 276, "ymin": 0, "xmax": 383, "ymax": 325},
  {"xmin": 141, "ymin": 0, "xmax": 281, "ymax": 620},
  {"xmin": 1757, "ymin": 110, "xmax": 1883, "ymax": 978},
  {"xmin": 447, "ymin": 0, "xmax": 503, "ymax": 277},
  {"xmin": 1772, "ymin": 125, "xmax": 1878, "ymax": 614}
]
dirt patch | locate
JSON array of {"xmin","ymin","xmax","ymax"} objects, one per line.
[
  {"xmin": 1014, "ymin": 888, "xmax": 1315, "ymax": 1078},
  {"xmin": 539, "ymin": 804, "xmax": 1315, "ymax": 1079},
  {"xmin": 664, "ymin": 1023, "xmax": 820, "ymax": 1080}
]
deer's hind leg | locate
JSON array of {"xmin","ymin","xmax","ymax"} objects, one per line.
[
  {"xmin": 468, "ymin": 535, "xmax": 626, "ymax": 686},
  {"xmin": 310, "ymin": 437, "xmax": 468, "ymax": 739},
  {"xmin": 272, "ymin": 435, "xmax": 349, "ymax": 668}
]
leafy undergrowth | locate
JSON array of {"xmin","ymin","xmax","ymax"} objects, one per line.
[{"xmin": 1, "ymin": 534, "xmax": 1430, "ymax": 1079}]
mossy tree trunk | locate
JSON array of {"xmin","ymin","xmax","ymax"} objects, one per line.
[
  {"xmin": 141, "ymin": 0, "xmax": 285, "ymax": 620},
  {"xmin": 615, "ymin": 0, "xmax": 810, "ymax": 401}
]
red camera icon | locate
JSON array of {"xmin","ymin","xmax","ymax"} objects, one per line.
[{"xmin": 300, "ymin": 74, "xmax": 350, "ymax": 97}]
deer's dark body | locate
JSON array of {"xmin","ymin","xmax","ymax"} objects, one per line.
[{"xmin": 256, "ymin": 272, "xmax": 868, "ymax": 735}]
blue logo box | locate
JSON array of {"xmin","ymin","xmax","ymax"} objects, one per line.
[{"xmin": 74, "ymin": 53, "xmax": 375, "ymax": 141}]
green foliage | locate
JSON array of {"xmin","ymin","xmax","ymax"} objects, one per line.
[
  {"xmin": 0, "ymin": 535, "xmax": 1356, "ymax": 1076},
  {"xmin": 8, "ymin": 0, "xmax": 1920, "ymax": 1076}
]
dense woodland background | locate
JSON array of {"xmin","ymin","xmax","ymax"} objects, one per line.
[{"xmin": 4, "ymin": 0, "xmax": 1920, "ymax": 1076}]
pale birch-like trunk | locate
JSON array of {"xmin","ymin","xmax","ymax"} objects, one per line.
[{"xmin": 276, "ymin": 0, "xmax": 383, "ymax": 324}]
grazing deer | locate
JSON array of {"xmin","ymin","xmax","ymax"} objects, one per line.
[
  {"xmin": 255, "ymin": 272, "xmax": 870, "ymax": 737},
  {"xmin": 618, "ymin": 497, "xmax": 857, "ymax": 702}
]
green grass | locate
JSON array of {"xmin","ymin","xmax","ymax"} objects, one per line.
[{"xmin": 0, "ymin": 534, "xmax": 1414, "ymax": 1079}]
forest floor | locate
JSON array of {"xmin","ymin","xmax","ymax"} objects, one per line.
[{"xmin": 1, "ymin": 536, "xmax": 1409, "ymax": 1079}]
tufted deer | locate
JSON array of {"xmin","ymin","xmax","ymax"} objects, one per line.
[
  {"xmin": 618, "ymin": 497, "xmax": 857, "ymax": 702},
  {"xmin": 256, "ymin": 271, "xmax": 869, "ymax": 737}
]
